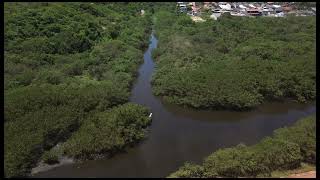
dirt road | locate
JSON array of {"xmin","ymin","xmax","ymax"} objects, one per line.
[{"xmin": 287, "ymin": 171, "xmax": 316, "ymax": 178}]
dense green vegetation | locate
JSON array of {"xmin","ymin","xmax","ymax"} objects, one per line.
[
  {"xmin": 4, "ymin": 2, "xmax": 153, "ymax": 177},
  {"xmin": 168, "ymin": 115, "xmax": 316, "ymax": 178},
  {"xmin": 152, "ymin": 10, "xmax": 316, "ymax": 110},
  {"xmin": 4, "ymin": 2, "xmax": 316, "ymax": 178},
  {"xmin": 45, "ymin": 103, "xmax": 151, "ymax": 160}
]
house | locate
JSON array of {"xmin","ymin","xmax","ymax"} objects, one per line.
[
  {"xmin": 262, "ymin": 7, "xmax": 273, "ymax": 16},
  {"xmin": 275, "ymin": 7, "xmax": 283, "ymax": 13},
  {"xmin": 219, "ymin": 3, "xmax": 232, "ymax": 11},
  {"xmin": 178, "ymin": 3, "xmax": 188, "ymax": 13},
  {"xmin": 271, "ymin": 4, "xmax": 282, "ymax": 13},
  {"xmin": 247, "ymin": 8, "xmax": 262, "ymax": 16},
  {"xmin": 231, "ymin": 3, "xmax": 236, "ymax": 9},
  {"xmin": 212, "ymin": 8, "xmax": 222, "ymax": 13},
  {"xmin": 239, "ymin": 5, "xmax": 247, "ymax": 10},
  {"xmin": 231, "ymin": 12, "xmax": 246, "ymax": 16},
  {"xmin": 249, "ymin": 4, "xmax": 256, "ymax": 8}
]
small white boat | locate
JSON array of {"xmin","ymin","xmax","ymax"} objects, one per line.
[{"xmin": 149, "ymin": 113, "xmax": 153, "ymax": 118}]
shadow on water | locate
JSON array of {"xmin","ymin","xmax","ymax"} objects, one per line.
[{"xmin": 33, "ymin": 33, "xmax": 316, "ymax": 178}]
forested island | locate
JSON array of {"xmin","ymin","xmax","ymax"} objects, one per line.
[
  {"xmin": 152, "ymin": 10, "xmax": 315, "ymax": 110},
  {"xmin": 4, "ymin": 2, "xmax": 316, "ymax": 178}
]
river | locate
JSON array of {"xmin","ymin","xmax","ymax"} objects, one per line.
[{"xmin": 33, "ymin": 33, "xmax": 316, "ymax": 178}]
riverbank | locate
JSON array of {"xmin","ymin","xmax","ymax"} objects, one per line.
[
  {"xmin": 168, "ymin": 115, "xmax": 316, "ymax": 178},
  {"xmin": 31, "ymin": 156, "xmax": 74, "ymax": 176},
  {"xmin": 287, "ymin": 171, "xmax": 316, "ymax": 178},
  {"xmin": 271, "ymin": 163, "xmax": 316, "ymax": 178}
]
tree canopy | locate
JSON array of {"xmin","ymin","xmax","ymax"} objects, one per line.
[
  {"xmin": 152, "ymin": 10, "xmax": 316, "ymax": 110},
  {"xmin": 4, "ymin": 2, "xmax": 153, "ymax": 177}
]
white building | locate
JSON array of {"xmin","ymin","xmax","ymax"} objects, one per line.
[
  {"xmin": 249, "ymin": 4, "xmax": 256, "ymax": 8},
  {"xmin": 239, "ymin": 5, "xmax": 247, "ymax": 9},
  {"xmin": 219, "ymin": 3, "xmax": 232, "ymax": 11}
]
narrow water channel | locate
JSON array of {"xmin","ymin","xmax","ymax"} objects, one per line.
[{"xmin": 33, "ymin": 33, "xmax": 316, "ymax": 178}]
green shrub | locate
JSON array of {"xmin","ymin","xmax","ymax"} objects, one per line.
[
  {"xmin": 42, "ymin": 150, "xmax": 59, "ymax": 165},
  {"xmin": 168, "ymin": 163, "xmax": 204, "ymax": 178},
  {"xmin": 61, "ymin": 103, "xmax": 151, "ymax": 159},
  {"xmin": 203, "ymin": 144, "xmax": 259, "ymax": 177},
  {"xmin": 252, "ymin": 138, "xmax": 302, "ymax": 172},
  {"xmin": 273, "ymin": 116, "xmax": 316, "ymax": 163}
]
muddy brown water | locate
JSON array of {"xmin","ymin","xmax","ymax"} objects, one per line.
[{"xmin": 32, "ymin": 33, "xmax": 316, "ymax": 178}]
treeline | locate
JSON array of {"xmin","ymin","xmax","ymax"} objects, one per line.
[
  {"xmin": 4, "ymin": 2, "xmax": 153, "ymax": 177},
  {"xmin": 152, "ymin": 10, "xmax": 316, "ymax": 110},
  {"xmin": 168, "ymin": 115, "xmax": 316, "ymax": 178}
]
